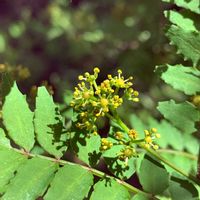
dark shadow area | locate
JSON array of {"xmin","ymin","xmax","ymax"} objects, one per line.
[{"xmin": 70, "ymin": 129, "xmax": 102, "ymax": 167}]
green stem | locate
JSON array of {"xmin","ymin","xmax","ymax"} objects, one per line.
[
  {"xmin": 149, "ymin": 149, "xmax": 197, "ymax": 160},
  {"xmin": 93, "ymin": 81, "xmax": 99, "ymax": 91},
  {"xmin": 112, "ymin": 113, "xmax": 130, "ymax": 133},
  {"xmin": 131, "ymin": 139, "xmax": 145, "ymax": 143},
  {"xmin": 93, "ymin": 80, "xmax": 102, "ymax": 98},
  {"xmin": 13, "ymin": 148, "xmax": 158, "ymax": 199},
  {"xmin": 111, "ymin": 115, "xmax": 200, "ymax": 186}
]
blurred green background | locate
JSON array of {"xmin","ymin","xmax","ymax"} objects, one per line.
[{"xmin": 0, "ymin": 0, "xmax": 185, "ymax": 117}]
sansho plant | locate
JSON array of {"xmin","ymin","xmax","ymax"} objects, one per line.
[{"xmin": 0, "ymin": 0, "xmax": 200, "ymax": 199}]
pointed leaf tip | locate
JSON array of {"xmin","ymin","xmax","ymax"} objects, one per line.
[{"xmin": 2, "ymin": 83, "xmax": 35, "ymax": 151}]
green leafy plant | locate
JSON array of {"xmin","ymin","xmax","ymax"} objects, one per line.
[{"xmin": 0, "ymin": 0, "xmax": 200, "ymax": 200}]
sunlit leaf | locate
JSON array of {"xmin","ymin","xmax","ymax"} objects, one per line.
[
  {"xmin": 163, "ymin": 0, "xmax": 200, "ymax": 14},
  {"xmin": 138, "ymin": 155, "xmax": 169, "ymax": 195},
  {"xmin": 166, "ymin": 25, "xmax": 200, "ymax": 66},
  {"xmin": 2, "ymin": 157, "xmax": 57, "ymax": 200},
  {"xmin": 157, "ymin": 100, "xmax": 200, "ymax": 133},
  {"xmin": 2, "ymin": 83, "xmax": 34, "ymax": 151},
  {"xmin": 44, "ymin": 164, "xmax": 93, "ymax": 200},
  {"xmin": 90, "ymin": 179, "xmax": 130, "ymax": 200},
  {"xmin": 34, "ymin": 87, "xmax": 67, "ymax": 158}
]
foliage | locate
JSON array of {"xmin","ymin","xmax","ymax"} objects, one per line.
[
  {"xmin": 0, "ymin": 0, "xmax": 168, "ymax": 89},
  {"xmin": 0, "ymin": 0, "xmax": 200, "ymax": 200}
]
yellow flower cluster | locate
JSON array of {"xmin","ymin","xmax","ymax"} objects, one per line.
[
  {"xmin": 100, "ymin": 138, "xmax": 113, "ymax": 150},
  {"xmin": 118, "ymin": 147, "xmax": 136, "ymax": 166},
  {"xmin": 144, "ymin": 128, "xmax": 160, "ymax": 150},
  {"xmin": 70, "ymin": 67, "xmax": 139, "ymax": 134},
  {"xmin": 70, "ymin": 67, "xmax": 161, "ymax": 166}
]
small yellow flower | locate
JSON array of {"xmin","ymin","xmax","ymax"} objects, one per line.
[
  {"xmin": 128, "ymin": 129, "xmax": 138, "ymax": 139},
  {"xmin": 91, "ymin": 101, "xmax": 98, "ymax": 107},
  {"xmin": 153, "ymin": 145, "xmax": 159, "ymax": 150},
  {"xmin": 78, "ymin": 75, "xmax": 84, "ymax": 80},
  {"xmin": 145, "ymin": 136, "xmax": 152, "ymax": 143},
  {"xmin": 133, "ymin": 91, "xmax": 139, "ymax": 96},
  {"xmin": 107, "ymin": 74, "xmax": 112, "ymax": 79},
  {"xmin": 95, "ymin": 89, "xmax": 101, "ymax": 95},
  {"xmin": 101, "ymin": 138, "xmax": 113, "ymax": 151},
  {"xmin": 84, "ymin": 72, "xmax": 90, "ymax": 77},
  {"xmin": 116, "ymin": 79, "xmax": 125, "ymax": 88},
  {"xmin": 123, "ymin": 148, "xmax": 134, "ymax": 157},
  {"xmin": 151, "ymin": 128, "xmax": 157, "ymax": 133},
  {"xmin": 83, "ymin": 91, "xmax": 91, "ymax": 99},
  {"xmin": 94, "ymin": 67, "xmax": 100, "ymax": 73},
  {"xmin": 117, "ymin": 69, "xmax": 122, "ymax": 74},
  {"xmin": 118, "ymin": 147, "xmax": 136, "ymax": 165},
  {"xmin": 93, "ymin": 131, "xmax": 98, "ymax": 136},
  {"xmin": 100, "ymin": 98, "xmax": 109, "ymax": 107},
  {"xmin": 155, "ymin": 133, "xmax": 161, "ymax": 138},
  {"xmin": 132, "ymin": 97, "xmax": 139, "ymax": 102},
  {"xmin": 144, "ymin": 130, "xmax": 150, "ymax": 136},
  {"xmin": 115, "ymin": 132, "xmax": 123, "ymax": 140},
  {"xmin": 80, "ymin": 112, "xmax": 86, "ymax": 117}
]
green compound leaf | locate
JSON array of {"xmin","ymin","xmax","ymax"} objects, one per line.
[
  {"xmin": 104, "ymin": 156, "xmax": 136, "ymax": 180},
  {"xmin": 158, "ymin": 64, "xmax": 200, "ymax": 95},
  {"xmin": 138, "ymin": 155, "xmax": 169, "ymax": 195},
  {"xmin": 164, "ymin": 10, "xmax": 198, "ymax": 32},
  {"xmin": 44, "ymin": 164, "xmax": 93, "ymax": 200},
  {"xmin": 166, "ymin": 25, "xmax": 200, "ymax": 66},
  {"xmin": 162, "ymin": 0, "xmax": 200, "ymax": 14},
  {"xmin": 2, "ymin": 83, "xmax": 35, "ymax": 151},
  {"xmin": 157, "ymin": 100, "xmax": 200, "ymax": 133},
  {"xmin": 90, "ymin": 179, "xmax": 130, "ymax": 200},
  {"xmin": 2, "ymin": 157, "xmax": 57, "ymax": 200},
  {"xmin": 34, "ymin": 87, "xmax": 67, "ymax": 158},
  {"xmin": 0, "ymin": 128, "xmax": 10, "ymax": 148},
  {"xmin": 168, "ymin": 176, "xmax": 199, "ymax": 200},
  {"xmin": 0, "ymin": 147, "xmax": 27, "ymax": 194}
]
